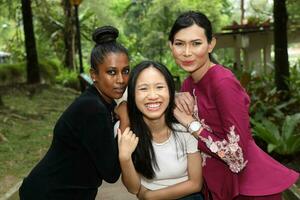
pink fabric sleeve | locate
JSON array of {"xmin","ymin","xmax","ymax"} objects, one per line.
[{"xmin": 198, "ymin": 77, "xmax": 249, "ymax": 173}]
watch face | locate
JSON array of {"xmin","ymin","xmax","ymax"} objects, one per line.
[{"xmin": 189, "ymin": 121, "xmax": 201, "ymax": 132}]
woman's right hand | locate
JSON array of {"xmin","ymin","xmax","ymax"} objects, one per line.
[{"xmin": 117, "ymin": 127, "xmax": 139, "ymax": 161}]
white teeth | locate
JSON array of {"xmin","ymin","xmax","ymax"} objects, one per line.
[{"xmin": 146, "ymin": 103, "xmax": 160, "ymax": 108}]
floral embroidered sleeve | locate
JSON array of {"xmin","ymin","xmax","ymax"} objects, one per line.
[{"xmin": 190, "ymin": 77, "xmax": 250, "ymax": 173}]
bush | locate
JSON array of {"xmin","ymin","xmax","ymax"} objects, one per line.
[
  {"xmin": 251, "ymin": 113, "xmax": 300, "ymax": 156},
  {"xmin": 0, "ymin": 62, "xmax": 25, "ymax": 84},
  {"xmin": 55, "ymin": 68, "xmax": 80, "ymax": 90},
  {"xmin": 0, "ymin": 59, "xmax": 60, "ymax": 85},
  {"xmin": 39, "ymin": 59, "xmax": 60, "ymax": 83}
]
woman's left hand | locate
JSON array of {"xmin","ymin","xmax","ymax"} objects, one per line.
[{"xmin": 174, "ymin": 106, "xmax": 196, "ymax": 129}]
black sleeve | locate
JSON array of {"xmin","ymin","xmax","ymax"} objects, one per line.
[{"xmin": 80, "ymin": 111, "xmax": 121, "ymax": 183}]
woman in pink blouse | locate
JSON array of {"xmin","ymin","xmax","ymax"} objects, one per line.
[{"xmin": 170, "ymin": 11, "xmax": 299, "ymax": 200}]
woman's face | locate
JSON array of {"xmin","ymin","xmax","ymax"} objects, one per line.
[
  {"xmin": 91, "ymin": 52, "xmax": 129, "ymax": 103},
  {"xmin": 170, "ymin": 24, "xmax": 215, "ymax": 73},
  {"xmin": 135, "ymin": 67, "xmax": 169, "ymax": 122}
]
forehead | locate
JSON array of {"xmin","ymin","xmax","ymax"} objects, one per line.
[
  {"xmin": 174, "ymin": 24, "xmax": 206, "ymax": 41},
  {"xmin": 99, "ymin": 52, "xmax": 129, "ymax": 69},
  {"xmin": 137, "ymin": 67, "xmax": 166, "ymax": 84}
]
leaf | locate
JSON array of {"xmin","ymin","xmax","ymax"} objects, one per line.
[
  {"xmin": 267, "ymin": 143, "xmax": 277, "ymax": 153},
  {"xmin": 288, "ymin": 136, "xmax": 300, "ymax": 155},
  {"xmin": 261, "ymin": 119, "xmax": 280, "ymax": 140},
  {"xmin": 282, "ymin": 113, "xmax": 300, "ymax": 140},
  {"xmin": 251, "ymin": 120, "xmax": 278, "ymax": 144}
]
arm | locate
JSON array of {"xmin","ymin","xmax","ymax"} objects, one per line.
[
  {"xmin": 177, "ymin": 77, "xmax": 249, "ymax": 173},
  {"xmin": 117, "ymin": 128, "xmax": 141, "ymax": 194},
  {"xmin": 140, "ymin": 152, "xmax": 202, "ymax": 200},
  {"xmin": 115, "ymin": 101, "xmax": 130, "ymax": 133},
  {"xmin": 81, "ymin": 111, "xmax": 121, "ymax": 182}
]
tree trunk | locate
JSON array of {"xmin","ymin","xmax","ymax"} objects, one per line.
[
  {"xmin": 62, "ymin": 0, "xmax": 76, "ymax": 70},
  {"xmin": 273, "ymin": 0, "xmax": 289, "ymax": 93},
  {"xmin": 0, "ymin": 95, "xmax": 3, "ymax": 107},
  {"xmin": 21, "ymin": 0, "xmax": 40, "ymax": 84}
]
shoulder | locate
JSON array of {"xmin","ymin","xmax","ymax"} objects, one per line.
[
  {"xmin": 172, "ymin": 123, "xmax": 187, "ymax": 132},
  {"xmin": 69, "ymin": 91, "xmax": 107, "ymax": 115},
  {"xmin": 209, "ymin": 65, "xmax": 243, "ymax": 91},
  {"xmin": 210, "ymin": 65, "xmax": 235, "ymax": 82},
  {"xmin": 181, "ymin": 76, "xmax": 194, "ymax": 92},
  {"xmin": 172, "ymin": 123, "xmax": 196, "ymax": 141}
]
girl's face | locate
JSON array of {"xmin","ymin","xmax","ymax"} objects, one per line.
[
  {"xmin": 170, "ymin": 24, "xmax": 215, "ymax": 74},
  {"xmin": 135, "ymin": 67, "xmax": 169, "ymax": 122},
  {"xmin": 91, "ymin": 52, "xmax": 129, "ymax": 103}
]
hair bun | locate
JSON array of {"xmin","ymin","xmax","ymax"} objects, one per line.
[{"xmin": 92, "ymin": 26, "xmax": 119, "ymax": 44}]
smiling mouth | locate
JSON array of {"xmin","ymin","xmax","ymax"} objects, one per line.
[{"xmin": 145, "ymin": 103, "xmax": 161, "ymax": 111}]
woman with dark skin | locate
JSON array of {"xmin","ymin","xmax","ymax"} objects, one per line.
[
  {"xmin": 19, "ymin": 26, "xmax": 130, "ymax": 200},
  {"xmin": 170, "ymin": 11, "xmax": 299, "ymax": 200}
]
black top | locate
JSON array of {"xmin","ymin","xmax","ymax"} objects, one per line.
[{"xmin": 19, "ymin": 85, "xmax": 121, "ymax": 200}]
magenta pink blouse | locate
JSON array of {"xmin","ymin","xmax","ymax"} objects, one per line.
[{"xmin": 181, "ymin": 64, "xmax": 299, "ymax": 200}]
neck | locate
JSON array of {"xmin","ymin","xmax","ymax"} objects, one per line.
[
  {"xmin": 191, "ymin": 60, "xmax": 215, "ymax": 83},
  {"xmin": 93, "ymin": 84, "xmax": 112, "ymax": 104},
  {"xmin": 144, "ymin": 117, "xmax": 170, "ymax": 142}
]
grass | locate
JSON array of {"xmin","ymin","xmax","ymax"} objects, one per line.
[{"xmin": 0, "ymin": 84, "xmax": 79, "ymax": 197}]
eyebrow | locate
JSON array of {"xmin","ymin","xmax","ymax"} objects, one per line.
[
  {"xmin": 137, "ymin": 82, "xmax": 166, "ymax": 87},
  {"xmin": 174, "ymin": 39, "xmax": 202, "ymax": 42},
  {"xmin": 107, "ymin": 65, "xmax": 130, "ymax": 69}
]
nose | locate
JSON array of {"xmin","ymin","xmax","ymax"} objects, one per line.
[
  {"xmin": 183, "ymin": 44, "xmax": 191, "ymax": 57},
  {"xmin": 147, "ymin": 88, "xmax": 159, "ymax": 99},
  {"xmin": 116, "ymin": 73, "xmax": 124, "ymax": 84}
]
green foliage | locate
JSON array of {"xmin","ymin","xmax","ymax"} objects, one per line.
[
  {"xmin": 0, "ymin": 59, "xmax": 60, "ymax": 85},
  {"xmin": 55, "ymin": 68, "xmax": 80, "ymax": 90},
  {"xmin": 236, "ymin": 61, "xmax": 300, "ymax": 157},
  {"xmin": 118, "ymin": 0, "xmax": 231, "ymax": 81},
  {"xmin": 0, "ymin": 63, "xmax": 25, "ymax": 84},
  {"xmin": 251, "ymin": 113, "xmax": 300, "ymax": 155},
  {"xmin": 39, "ymin": 59, "xmax": 60, "ymax": 83}
]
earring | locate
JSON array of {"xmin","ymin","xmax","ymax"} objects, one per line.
[{"xmin": 93, "ymin": 79, "xmax": 96, "ymax": 82}]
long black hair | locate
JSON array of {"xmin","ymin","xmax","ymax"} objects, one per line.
[
  {"xmin": 127, "ymin": 61, "xmax": 177, "ymax": 179},
  {"xmin": 168, "ymin": 11, "xmax": 217, "ymax": 63},
  {"xmin": 90, "ymin": 25, "xmax": 129, "ymax": 72}
]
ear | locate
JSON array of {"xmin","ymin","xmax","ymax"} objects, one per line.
[
  {"xmin": 90, "ymin": 68, "xmax": 96, "ymax": 82},
  {"xmin": 168, "ymin": 41, "xmax": 173, "ymax": 50},
  {"xmin": 208, "ymin": 37, "xmax": 216, "ymax": 53}
]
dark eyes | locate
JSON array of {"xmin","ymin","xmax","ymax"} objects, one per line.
[
  {"xmin": 174, "ymin": 42, "xmax": 184, "ymax": 46},
  {"xmin": 138, "ymin": 85, "xmax": 166, "ymax": 91},
  {"xmin": 192, "ymin": 41, "xmax": 201, "ymax": 46},
  {"xmin": 122, "ymin": 68, "xmax": 130, "ymax": 74},
  {"xmin": 174, "ymin": 41, "xmax": 201, "ymax": 46},
  {"xmin": 157, "ymin": 85, "xmax": 165, "ymax": 89},
  {"xmin": 107, "ymin": 68, "xmax": 130, "ymax": 75}
]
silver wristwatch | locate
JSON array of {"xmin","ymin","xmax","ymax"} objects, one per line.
[{"xmin": 187, "ymin": 120, "xmax": 202, "ymax": 133}]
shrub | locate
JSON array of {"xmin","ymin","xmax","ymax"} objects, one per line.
[
  {"xmin": 251, "ymin": 113, "xmax": 300, "ymax": 156},
  {"xmin": 0, "ymin": 59, "xmax": 60, "ymax": 85},
  {"xmin": 55, "ymin": 68, "xmax": 80, "ymax": 90}
]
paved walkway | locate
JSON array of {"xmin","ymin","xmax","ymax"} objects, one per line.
[{"xmin": 96, "ymin": 178, "xmax": 136, "ymax": 200}]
